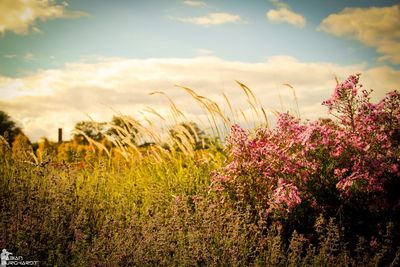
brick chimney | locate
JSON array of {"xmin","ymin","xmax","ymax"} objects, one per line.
[{"xmin": 58, "ymin": 128, "xmax": 62, "ymax": 143}]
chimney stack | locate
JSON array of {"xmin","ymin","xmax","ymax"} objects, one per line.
[{"xmin": 58, "ymin": 128, "xmax": 62, "ymax": 143}]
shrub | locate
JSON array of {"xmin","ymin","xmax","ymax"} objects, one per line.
[{"xmin": 213, "ymin": 75, "xmax": 400, "ymax": 243}]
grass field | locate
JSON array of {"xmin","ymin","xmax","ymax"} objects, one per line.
[{"xmin": 1, "ymin": 77, "xmax": 400, "ymax": 266}]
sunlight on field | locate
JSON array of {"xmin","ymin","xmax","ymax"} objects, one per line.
[
  {"xmin": 1, "ymin": 75, "xmax": 400, "ymax": 266},
  {"xmin": 1, "ymin": 0, "xmax": 399, "ymax": 265}
]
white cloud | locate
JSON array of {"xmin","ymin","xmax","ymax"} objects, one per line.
[
  {"xmin": 3, "ymin": 53, "xmax": 35, "ymax": 61},
  {"xmin": 319, "ymin": 4, "xmax": 400, "ymax": 64},
  {"xmin": 174, "ymin": 12, "xmax": 242, "ymax": 26},
  {"xmin": 23, "ymin": 52, "xmax": 35, "ymax": 62},
  {"xmin": 0, "ymin": 0, "xmax": 88, "ymax": 35},
  {"xmin": 3, "ymin": 54, "xmax": 17, "ymax": 59},
  {"xmin": 0, "ymin": 56, "xmax": 398, "ymax": 141},
  {"xmin": 267, "ymin": 8, "xmax": 306, "ymax": 28},
  {"xmin": 183, "ymin": 0, "xmax": 208, "ymax": 8},
  {"xmin": 195, "ymin": 48, "xmax": 214, "ymax": 56},
  {"xmin": 266, "ymin": 0, "xmax": 306, "ymax": 28}
]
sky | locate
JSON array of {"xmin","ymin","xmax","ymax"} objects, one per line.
[{"xmin": 0, "ymin": 0, "xmax": 399, "ymax": 141}]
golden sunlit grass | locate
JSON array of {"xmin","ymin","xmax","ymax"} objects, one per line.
[
  {"xmin": 70, "ymin": 81, "xmax": 280, "ymax": 164},
  {"xmin": 3, "ymin": 82, "xmax": 397, "ymax": 266}
]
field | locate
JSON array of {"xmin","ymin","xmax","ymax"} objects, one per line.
[{"xmin": 1, "ymin": 75, "xmax": 400, "ymax": 266}]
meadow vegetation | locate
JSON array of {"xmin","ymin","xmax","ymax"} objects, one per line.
[{"xmin": 1, "ymin": 75, "xmax": 399, "ymax": 266}]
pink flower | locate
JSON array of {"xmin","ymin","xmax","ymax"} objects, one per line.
[
  {"xmin": 268, "ymin": 179, "xmax": 302, "ymax": 214},
  {"xmin": 370, "ymin": 236, "xmax": 378, "ymax": 249},
  {"xmin": 213, "ymin": 74, "xmax": 399, "ymax": 220},
  {"xmin": 391, "ymin": 164, "xmax": 399, "ymax": 174}
]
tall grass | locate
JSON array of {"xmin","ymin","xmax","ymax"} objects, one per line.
[{"xmin": 1, "ymin": 81, "xmax": 398, "ymax": 266}]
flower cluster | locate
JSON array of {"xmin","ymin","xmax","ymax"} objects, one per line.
[
  {"xmin": 268, "ymin": 179, "xmax": 302, "ymax": 215},
  {"xmin": 213, "ymin": 75, "xmax": 400, "ymax": 228}
]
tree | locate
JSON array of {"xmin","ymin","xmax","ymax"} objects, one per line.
[
  {"xmin": 72, "ymin": 121, "xmax": 105, "ymax": 145},
  {"xmin": 0, "ymin": 111, "xmax": 22, "ymax": 145},
  {"xmin": 169, "ymin": 121, "xmax": 208, "ymax": 150},
  {"xmin": 107, "ymin": 116, "xmax": 140, "ymax": 146}
]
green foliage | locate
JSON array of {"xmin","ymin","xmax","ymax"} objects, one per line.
[
  {"xmin": 107, "ymin": 115, "xmax": 140, "ymax": 145},
  {"xmin": 72, "ymin": 121, "xmax": 106, "ymax": 145},
  {"xmin": 0, "ymin": 110, "xmax": 22, "ymax": 145}
]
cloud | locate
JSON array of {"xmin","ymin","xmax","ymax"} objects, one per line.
[
  {"xmin": 266, "ymin": 0, "xmax": 306, "ymax": 28},
  {"xmin": 183, "ymin": 0, "xmax": 208, "ymax": 8},
  {"xmin": 0, "ymin": 56, "xmax": 398, "ymax": 142},
  {"xmin": 319, "ymin": 4, "xmax": 400, "ymax": 64},
  {"xmin": 3, "ymin": 54, "xmax": 17, "ymax": 59},
  {"xmin": 2, "ymin": 52, "xmax": 35, "ymax": 61},
  {"xmin": 270, "ymin": 0, "xmax": 289, "ymax": 9},
  {"xmin": 195, "ymin": 48, "xmax": 214, "ymax": 56},
  {"xmin": 0, "ymin": 0, "xmax": 88, "ymax": 35},
  {"xmin": 23, "ymin": 52, "xmax": 35, "ymax": 62},
  {"xmin": 174, "ymin": 12, "xmax": 242, "ymax": 26}
]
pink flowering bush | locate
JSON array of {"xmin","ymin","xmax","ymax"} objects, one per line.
[{"xmin": 213, "ymin": 74, "xmax": 400, "ymax": 238}]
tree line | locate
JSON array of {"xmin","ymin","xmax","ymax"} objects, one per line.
[{"xmin": 0, "ymin": 110, "xmax": 216, "ymax": 161}]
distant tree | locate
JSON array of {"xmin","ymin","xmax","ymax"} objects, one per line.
[
  {"xmin": 107, "ymin": 116, "xmax": 140, "ymax": 146},
  {"xmin": 0, "ymin": 111, "xmax": 22, "ymax": 145},
  {"xmin": 139, "ymin": 142, "xmax": 156, "ymax": 148},
  {"xmin": 72, "ymin": 121, "xmax": 105, "ymax": 145},
  {"xmin": 169, "ymin": 121, "xmax": 208, "ymax": 150}
]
